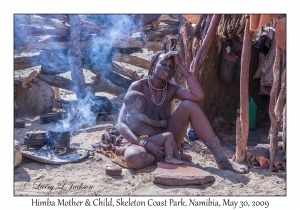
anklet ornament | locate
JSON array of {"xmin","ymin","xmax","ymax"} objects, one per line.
[{"xmin": 204, "ymin": 136, "xmax": 227, "ymax": 163}]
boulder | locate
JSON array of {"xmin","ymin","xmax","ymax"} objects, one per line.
[
  {"xmin": 14, "ymin": 140, "xmax": 22, "ymax": 167},
  {"xmin": 152, "ymin": 162, "xmax": 215, "ymax": 186},
  {"xmin": 14, "ymin": 80, "xmax": 55, "ymax": 116}
]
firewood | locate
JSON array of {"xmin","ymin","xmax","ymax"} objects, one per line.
[
  {"xmin": 143, "ymin": 27, "xmax": 178, "ymax": 41},
  {"xmin": 15, "ymin": 39, "xmax": 144, "ymax": 51},
  {"xmin": 14, "ymin": 15, "xmax": 69, "ymax": 30},
  {"xmin": 39, "ymin": 74, "xmax": 74, "ymax": 90},
  {"xmin": 235, "ymin": 17, "xmax": 253, "ymax": 163},
  {"xmin": 111, "ymin": 62, "xmax": 141, "ymax": 80},
  {"xmin": 268, "ymin": 44, "xmax": 282, "ymax": 171},
  {"xmin": 112, "ymin": 53, "xmax": 150, "ymax": 70},
  {"xmin": 14, "ymin": 54, "xmax": 41, "ymax": 70}
]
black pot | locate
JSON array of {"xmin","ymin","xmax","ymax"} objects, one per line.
[
  {"xmin": 47, "ymin": 130, "xmax": 70, "ymax": 149},
  {"xmin": 24, "ymin": 130, "xmax": 48, "ymax": 148}
]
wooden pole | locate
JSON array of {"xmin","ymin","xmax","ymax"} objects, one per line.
[
  {"xmin": 68, "ymin": 15, "xmax": 86, "ymax": 97},
  {"xmin": 191, "ymin": 14, "xmax": 221, "ymax": 79},
  {"xmin": 269, "ymin": 44, "xmax": 282, "ymax": 171},
  {"xmin": 235, "ymin": 17, "xmax": 253, "ymax": 163}
]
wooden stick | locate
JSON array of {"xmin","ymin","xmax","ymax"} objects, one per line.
[
  {"xmin": 235, "ymin": 17, "xmax": 253, "ymax": 163},
  {"xmin": 268, "ymin": 44, "xmax": 282, "ymax": 171},
  {"xmin": 68, "ymin": 15, "xmax": 85, "ymax": 96}
]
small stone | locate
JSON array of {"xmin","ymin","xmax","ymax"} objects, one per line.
[
  {"xmin": 14, "ymin": 119, "xmax": 25, "ymax": 128},
  {"xmin": 152, "ymin": 162, "xmax": 215, "ymax": 186},
  {"xmin": 106, "ymin": 165, "xmax": 122, "ymax": 176}
]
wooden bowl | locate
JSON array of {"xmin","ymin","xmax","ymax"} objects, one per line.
[{"xmin": 105, "ymin": 165, "xmax": 122, "ymax": 176}]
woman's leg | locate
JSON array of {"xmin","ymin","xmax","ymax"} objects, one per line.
[
  {"xmin": 164, "ymin": 100, "xmax": 215, "ymax": 146},
  {"xmin": 165, "ymin": 100, "xmax": 248, "ymax": 174}
]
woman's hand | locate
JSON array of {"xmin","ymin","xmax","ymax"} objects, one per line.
[
  {"xmin": 145, "ymin": 142, "xmax": 165, "ymax": 161},
  {"xmin": 163, "ymin": 51, "xmax": 183, "ymax": 67}
]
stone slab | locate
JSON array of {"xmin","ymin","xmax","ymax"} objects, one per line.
[{"xmin": 152, "ymin": 161, "xmax": 215, "ymax": 186}]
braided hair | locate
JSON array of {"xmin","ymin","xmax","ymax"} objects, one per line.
[{"xmin": 148, "ymin": 35, "xmax": 178, "ymax": 76}]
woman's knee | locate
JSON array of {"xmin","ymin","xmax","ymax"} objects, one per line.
[
  {"xmin": 124, "ymin": 146, "xmax": 155, "ymax": 169},
  {"xmin": 180, "ymin": 100, "xmax": 200, "ymax": 110},
  {"xmin": 163, "ymin": 132, "xmax": 174, "ymax": 139}
]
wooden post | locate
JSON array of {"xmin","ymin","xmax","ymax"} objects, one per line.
[
  {"xmin": 191, "ymin": 14, "xmax": 221, "ymax": 79},
  {"xmin": 68, "ymin": 15, "xmax": 86, "ymax": 97},
  {"xmin": 235, "ymin": 17, "xmax": 253, "ymax": 163},
  {"xmin": 269, "ymin": 44, "xmax": 282, "ymax": 171}
]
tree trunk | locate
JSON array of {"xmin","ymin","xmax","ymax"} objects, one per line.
[
  {"xmin": 269, "ymin": 44, "xmax": 282, "ymax": 171},
  {"xmin": 68, "ymin": 15, "xmax": 85, "ymax": 97},
  {"xmin": 274, "ymin": 67, "xmax": 286, "ymax": 126},
  {"xmin": 235, "ymin": 17, "xmax": 253, "ymax": 163}
]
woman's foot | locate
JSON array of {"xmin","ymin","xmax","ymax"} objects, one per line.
[
  {"xmin": 165, "ymin": 156, "xmax": 184, "ymax": 164},
  {"xmin": 217, "ymin": 158, "xmax": 249, "ymax": 174}
]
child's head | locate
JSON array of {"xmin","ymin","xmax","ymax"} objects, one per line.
[{"xmin": 124, "ymin": 90, "xmax": 146, "ymax": 114}]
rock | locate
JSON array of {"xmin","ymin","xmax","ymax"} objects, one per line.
[
  {"xmin": 106, "ymin": 165, "xmax": 122, "ymax": 176},
  {"xmin": 14, "ymin": 140, "xmax": 22, "ymax": 167},
  {"xmin": 14, "ymin": 119, "xmax": 25, "ymax": 128},
  {"xmin": 152, "ymin": 162, "xmax": 215, "ymax": 186},
  {"xmin": 15, "ymin": 80, "xmax": 55, "ymax": 116}
]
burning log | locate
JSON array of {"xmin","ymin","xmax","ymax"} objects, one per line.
[
  {"xmin": 235, "ymin": 17, "xmax": 253, "ymax": 163},
  {"xmin": 14, "ymin": 54, "xmax": 41, "ymax": 70},
  {"xmin": 268, "ymin": 44, "xmax": 282, "ymax": 171},
  {"xmin": 191, "ymin": 14, "xmax": 221, "ymax": 79},
  {"xmin": 68, "ymin": 15, "xmax": 86, "ymax": 96},
  {"xmin": 112, "ymin": 53, "xmax": 150, "ymax": 70}
]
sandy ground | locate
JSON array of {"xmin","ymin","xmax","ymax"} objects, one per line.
[{"xmin": 14, "ymin": 99, "xmax": 286, "ymax": 197}]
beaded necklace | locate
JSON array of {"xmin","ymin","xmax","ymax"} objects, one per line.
[{"xmin": 148, "ymin": 76, "xmax": 168, "ymax": 106}]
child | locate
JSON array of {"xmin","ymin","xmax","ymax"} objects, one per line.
[{"xmin": 124, "ymin": 90, "xmax": 183, "ymax": 164}]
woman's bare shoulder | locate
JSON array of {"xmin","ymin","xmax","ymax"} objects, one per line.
[{"xmin": 129, "ymin": 78, "xmax": 148, "ymax": 91}]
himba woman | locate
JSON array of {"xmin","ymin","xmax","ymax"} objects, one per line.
[{"xmin": 116, "ymin": 36, "xmax": 248, "ymax": 174}]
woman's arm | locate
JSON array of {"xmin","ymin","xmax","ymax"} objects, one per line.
[
  {"xmin": 138, "ymin": 114, "xmax": 167, "ymax": 128},
  {"xmin": 164, "ymin": 52, "xmax": 204, "ymax": 101}
]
